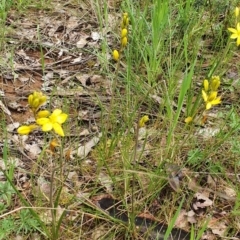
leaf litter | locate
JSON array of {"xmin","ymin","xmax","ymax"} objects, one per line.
[{"xmin": 0, "ymin": 1, "xmax": 239, "ymax": 239}]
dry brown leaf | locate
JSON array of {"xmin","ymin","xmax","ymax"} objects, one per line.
[
  {"xmin": 39, "ymin": 206, "xmax": 64, "ymax": 224},
  {"xmin": 77, "ymin": 133, "xmax": 102, "ymax": 158},
  {"xmin": 76, "ymin": 38, "xmax": 88, "ymax": 48},
  {"xmin": 0, "ymin": 100, "xmax": 11, "ymax": 116},
  {"xmin": 91, "ymin": 31, "xmax": 101, "ymax": 41},
  {"xmin": 201, "ymin": 230, "xmax": 216, "ymax": 240},
  {"xmin": 192, "ymin": 192, "xmax": 213, "ymax": 215},
  {"xmin": 208, "ymin": 217, "xmax": 228, "ymax": 237},
  {"xmin": 98, "ymin": 172, "xmax": 113, "ymax": 193},
  {"xmin": 91, "ymin": 225, "xmax": 108, "ymax": 240},
  {"xmin": 7, "ymin": 122, "xmax": 20, "ymax": 132},
  {"xmin": 175, "ymin": 209, "xmax": 189, "ymax": 229},
  {"xmin": 37, "ymin": 177, "xmax": 51, "ymax": 201},
  {"xmin": 187, "ymin": 210, "xmax": 197, "ymax": 224},
  {"xmin": 25, "ymin": 143, "xmax": 42, "ymax": 159},
  {"xmin": 197, "ymin": 127, "xmax": 220, "ymax": 139}
]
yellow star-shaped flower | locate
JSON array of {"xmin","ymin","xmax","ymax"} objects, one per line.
[
  {"xmin": 202, "ymin": 90, "xmax": 221, "ymax": 110},
  {"xmin": 228, "ymin": 23, "xmax": 240, "ymax": 46},
  {"xmin": 37, "ymin": 109, "xmax": 68, "ymax": 137}
]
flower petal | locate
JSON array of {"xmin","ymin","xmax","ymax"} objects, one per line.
[
  {"xmin": 237, "ymin": 22, "xmax": 240, "ymax": 31},
  {"xmin": 228, "ymin": 28, "xmax": 237, "ymax": 34},
  {"xmin": 230, "ymin": 34, "xmax": 238, "ymax": 39},
  {"xmin": 202, "ymin": 90, "xmax": 208, "ymax": 102},
  {"xmin": 17, "ymin": 126, "xmax": 32, "ymax": 135},
  {"xmin": 211, "ymin": 97, "xmax": 221, "ymax": 105},
  {"xmin": 56, "ymin": 113, "xmax": 68, "ymax": 124},
  {"xmin": 208, "ymin": 91, "xmax": 218, "ymax": 101},
  {"xmin": 206, "ymin": 102, "xmax": 212, "ymax": 110},
  {"xmin": 53, "ymin": 123, "xmax": 65, "ymax": 136},
  {"xmin": 37, "ymin": 118, "xmax": 50, "ymax": 125},
  {"xmin": 41, "ymin": 122, "xmax": 53, "ymax": 132},
  {"xmin": 52, "ymin": 109, "xmax": 62, "ymax": 116}
]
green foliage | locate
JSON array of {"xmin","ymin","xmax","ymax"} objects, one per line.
[
  {"xmin": 17, "ymin": 210, "xmax": 41, "ymax": 234},
  {"xmin": 0, "ymin": 216, "xmax": 15, "ymax": 240},
  {"xmin": 0, "ymin": 181, "xmax": 15, "ymax": 207},
  {"xmin": 0, "ymin": 210, "xmax": 41, "ymax": 239}
]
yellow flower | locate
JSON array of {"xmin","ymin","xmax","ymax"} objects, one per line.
[
  {"xmin": 202, "ymin": 90, "xmax": 221, "ymax": 110},
  {"xmin": 139, "ymin": 115, "xmax": 149, "ymax": 127},
  {"xmin": 121, "ymin": 37, "xmax": 128, "ymax": 47},
  {"xmin": 228, "ymin": 23, "xmax": 240, "ymax": 46},
  {"xmin": 17, "ymin": 125, "xmax": 38, "ymax": 135},
  {"xmin": 235, "ymin": 7, "xmax": 240, "ymax": 18},
  {"xmin": 112, "ymin": 50, "xmax": 119, "ymax": 61},
  {"xmin": 28, "ymin": 91, "xmax": 47, "ymax": 111},
  {"xmin": 36, "ymin": 109, "xmax": 68, "ymax": 137},
  {"xmin": 121, "ymin": 28, "xmax": 127, "ymax": 38},
  {"xmin": 184, "ymin": 116, "xmax": 193, "ymax": 124}
]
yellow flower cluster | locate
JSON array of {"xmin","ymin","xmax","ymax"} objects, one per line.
[
  {"xmin": 228, "ymin": 7, "xmax": 240, "ymax": 46},
  {"xmin": 18, "ymin": 91, "xmax": 68, "ymax": 137},
  {"xmin": 112, "ymin": 13, "xmax": 129, "ymax": 61},
  {"xmin": 202, "ymin": 76, "xmax": 221, "ymax": 110},
  {"xmin": 28, "ymin": 91, "xmax": 47, "ymax": 113}
]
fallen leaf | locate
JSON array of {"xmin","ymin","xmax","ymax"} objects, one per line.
[
  {"xmin": 37, "ymin": 177, "xmax": 51, "ymax": 201},
  {"xmin": 197, "ymin": 127, "xmax": 220, "ymax": 139},
  {"xmin": 0, "ymin": 100, "xmax": 11, "ymax": 115},
  {"xmin": 192, "ymin": 192, "xmax": 213, "ymax": 215},
  {"xmin": 91, "ymin": 31, "xmax": 101, "ymax": 41},
  {"xmin": 77, "ymin": 133, "xmax": 102, "ymax": 158},
  {"xmin": 98, "ymin": 172, "xmax": 113, "ymax": 193},
  {"xmin": 208, "ymin": 218, "xmax": 228, "ymax": 237},
  {"xmin": 76, "ymin": 38, "xmax": 88, "ymax": 48},
  {"xmin": 7, "ymin": 122, "xmax": 20, "ymax": 132},
  {"xmin": 175, "ymin": 209, "xmax": 189, "ymax": 229}
]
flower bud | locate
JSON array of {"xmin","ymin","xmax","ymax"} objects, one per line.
[
  {"xmin": 122, "ymin": 13, "xmax": 129, "ymax": 28},
  {"xmin": 121, "ymin": 37, "xmax": 128, "ymax": 47},
  {"xmin": 210, "ymin": 76, "xmax": 220, "ymax": 91},
  {"xmin": 37, "ymin": 110, "xmax": 50, "ymax": 118},
  {"xmin": 203, "ymin": 79, "xmax": 209, "ymax": 91},
  {"xmin": 139, "ymin": 115, "xmax": 149, "ymax": 127},
  {"xmin": 28, "ymin": 94, "xmax": 33, "ymax": 105},
  {"xmin": 32, "ymin": 98, "xmax": 40, "ymax": 108},
  {"xmin": 38, "ymin": 96, "xmax": 47, "ymax": 105},
  {"xmin": 184, "ymin": 116, "xmax": 193, "ymax": 124},
  {"xmin": 235, "ymin": 7, "xmax": 239, "ymax": 18},
  {"xmin": 121, "ymin": 28, "xmax": 128, "ymax": 38},
  {"xmin": 112, "ymin": 50, "xmax": 119, "ymax": 61}
]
